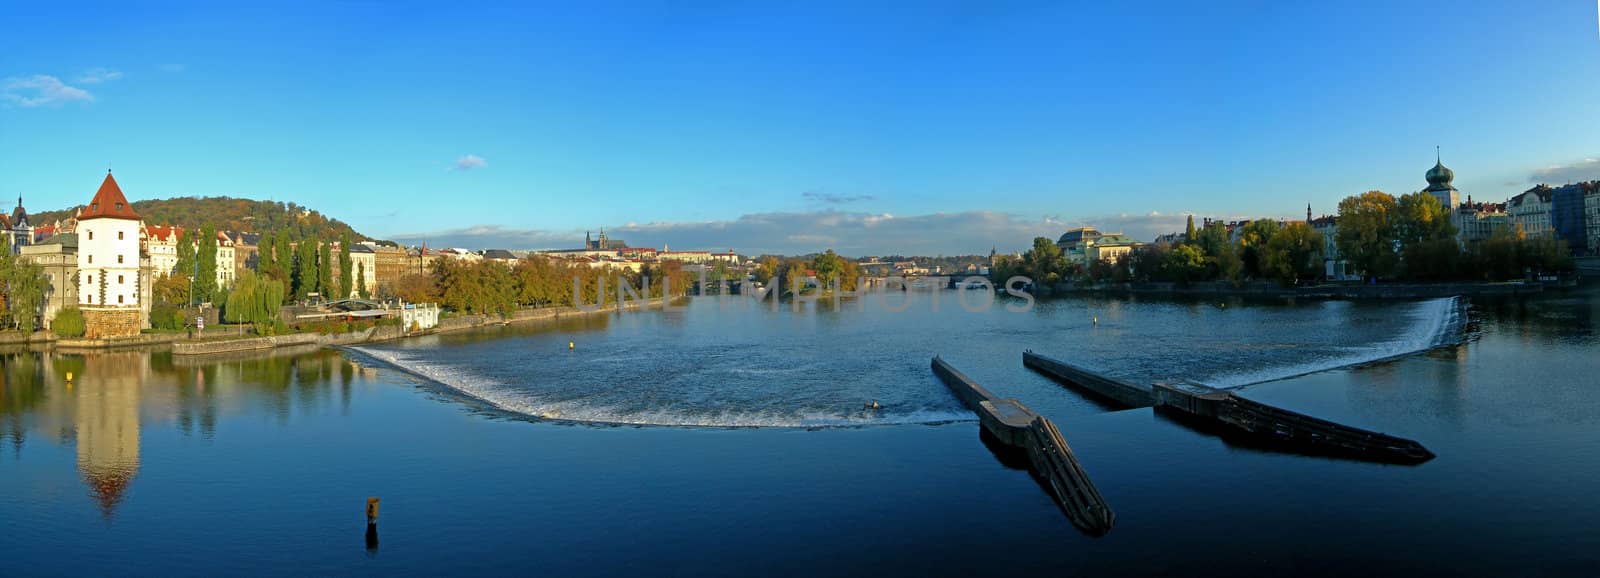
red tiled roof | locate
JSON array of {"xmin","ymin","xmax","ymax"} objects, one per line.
[
  {"xmin": 79, "ymin": 172, "xmax": 142, "ymax": 221},
  {"xmin": 144, "ymin": 224, "xmax": 183, "ymax": 242}
]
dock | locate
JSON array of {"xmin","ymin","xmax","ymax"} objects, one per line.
[
  {"xmin": 931, "ymin": 356, "xmax": 1114, "ymax": 535},
  {"xmin": 1153, "ymin": 381, "xmax": 1436, "ymax": 464},
  {"xmin": 1022, "ymin": 350, "xmax": 1152, "ymax": 408}
]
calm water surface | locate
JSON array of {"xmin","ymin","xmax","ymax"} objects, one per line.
[{"xmin": 2, "ymin": 286, "xmax": 1597, "ymax": 576}]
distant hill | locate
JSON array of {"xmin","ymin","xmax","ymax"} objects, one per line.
[{"xmin": 32, "ymin": 196, "xmax": 368, "ymax": 241}]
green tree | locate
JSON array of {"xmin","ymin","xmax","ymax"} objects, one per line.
[
  {"xmin": 224, "ymin": 271, "xmax": 286, "ymax": 333},
  {"xmin": 196, "ymin": 224, "xmax": 218, "ymax": 302},
  {"xmin": 356, "ymin": 261, "xmax": 370, "ymax": 299},
  {"xmin": 1024, "ymin": 237, "xmax": 1064, "ymax": 284},
  {"xmin": 293, "ymin": 239, "xmax": 318, "ymax": 300},
  {"xmin": 1184, "ymin": 215, "xmax": 1197, "ymax": 244},
  {"xmin": 1237, "ymin": 219, "xmax": 1282, "ymax": 279},
  {"xmin": 753, "ymin": 256, "xmax": 780, "ymax": 284},
  {"xmin": 50, "ymin": 307, "xmax": 85, "ymax": 338},
  {"xmin": 257, "ymin": 233, "xmax": 278, "ymax": 278},
  {"xmin": 811, "ymin": 250, "xmax": 845, "ymax": 289},
  {"xmin": 274, "ymin": 230, "xmax": 293, "ymax": 282},
  {"xmin": 1162, "ymin": 244, "xmax": 1207, "ymax": 284},
  {"xmin": 1335, "ymin": 191, "xmax": 1399, "ymax": 280},
  {"xmin": 175, "ymin": 227, "xmax": 197, "ymax": 282},
  {"xmin": 317, "ymin": 241, "xmax": 334, "ymax": 299},
  {"xmin": 0, "ymin": 239, "xmax": 48, "ymax": 332},
  {"xmin": 1263, "ymin": 223, "xmax": 1324, "ymax": 285},
  {"xmin": 338, "ymin": 232, "xmax": 353, "ymax": 299}
]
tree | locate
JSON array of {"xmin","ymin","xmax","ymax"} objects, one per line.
[
  {"xmin": 293, "ymin": 239, "xmax": 318, "ymax": 300},
  {"xmin": 274, "ymin": 230, "xmax": 293, "ymax": 282},
  {"xmin": 1263, "ymin": 223, "xmax": 1324, "ymax": 285},
  {"xmin": 196, "ymin": 224, "xmax": 218, "ymax": 302},
  {"xmin": 753, "ymin": 256, "xmax": 780, "ymax": 284},
  {"xmin": 1237, "ymin": 219, "xmax": 1282, "ymax": 279},
  {"xmin": 339, "ymin": 232, "xmax": 353, "ymax": 299},
  {"xmin": 317, "ymin": 241, "xmax": 334, "ymax": 299},
  {"xmin": 1162, "ymin": 244, "xmax": 1207, "ymax": 284},
  {"xmin": 1194, "ymin": 222, "xmax": 1240, "ymax": 282},
  {"xmin": 257, "ymin": 234, "xmax": 279, "ymax": 279},
  {"xmin": 0, "ymin": 241, "xmax": 48, "ymax": 332},
  {"xmin": 1024, "ymin": 237, "xmax": 1064, "ymax": 284},
  {"xmin": 50, "ymin": 307, "xmax": 85, "ymax": 338},
  {"xmin": 175, "ymin": 227, "xmax": 197, "ymax": 285},
  {"xmin": 393, "ymin": 273, "xmax": 440, "ymax": 303},
  {"xmin": 1335, "ymin": 191, "xmax": 1399, "ymax": 280},
  {"xmin": 1184, "ymin": 215, "xmax": 1197, "ymax": 244},
  {"xmin": 356, "ymin": 261, "xmax": 370, "ymax": 299},
  {"xmin": 811, "ymin": 250, "xmax": 845, "ymax": 289},
  {"xmin": 224, "ymin": 271, "xmax": 286, "ymax": 333}
]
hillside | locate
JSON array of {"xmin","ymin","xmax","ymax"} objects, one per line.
[{"xmin": 32, "ymin": 196, "xmax": 368, "ymax": 241}]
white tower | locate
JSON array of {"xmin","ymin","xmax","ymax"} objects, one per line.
[{"xmin": 76, "ymin": 171, "xmax": 147, "ymax": 338}]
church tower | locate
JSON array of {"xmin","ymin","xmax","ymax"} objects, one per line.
[{"xmin": 76, "ymin": 171, "xmax": 147, "ymax": 338}]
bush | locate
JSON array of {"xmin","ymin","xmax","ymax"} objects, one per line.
[
  {"xmin": 150, "ymin": 302, "xmax": 186, "ymax": 331},
  {"xmin": 51, "ymin": 308, "xmax": 86, "ymax": 338}
]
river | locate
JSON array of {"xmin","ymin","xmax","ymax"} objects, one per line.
[{"xmin": 1, "ymin": 286, "xmax": 1596, "ymax": 575}]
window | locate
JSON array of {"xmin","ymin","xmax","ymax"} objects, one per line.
[
  {"xmin": 115, "ymin": 202, "xmax": 123, "ymax": 210},
  {"xmin": 118, "ymin": 231, "xmax": 124, "ymax": 240},
  {"xmin": 88, "ymin": 231, "xmax": 93, "ymax": 240},
  {"xmin": 118, "ymin": 255, "xmax": 124, "ymax": 264},
  {"xmin": 118, "ymin": 295, "xmax": 124, "ymax": 304},
  {"xmin": 88, "ymin": 274, "xmax": 94, "ymax": 284},
  {"xmin": 88, "ymin": 255, "xmax": 93, "ymax": 264},
  {"xmin": 118, "ymin": 275, "xmax": 124, "ymax": 284},
  {"xmin": 87, "ymin": 295, "xmax": 93, "ymax": 304}
]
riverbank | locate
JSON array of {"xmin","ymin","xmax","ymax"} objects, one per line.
[{"xmin": 170, "ymin": 295, "xmax": 683, "ymax": 356}]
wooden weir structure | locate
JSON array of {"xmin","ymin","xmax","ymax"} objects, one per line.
[
  {"xmin": 931, "ymin": 356, "xmax": 1114, "ymax": 535},
  {"xmin": 1153, "ymin": 381, "xmax": 1436, "ymax": 464}
]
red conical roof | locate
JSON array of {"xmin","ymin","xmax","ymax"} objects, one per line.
[{"xmin": 78, "ymin": 172, "xmax": 142, "ymax": 221}]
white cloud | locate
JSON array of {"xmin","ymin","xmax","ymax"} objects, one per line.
[
  {"xmin": 1531, "ymin": 156, "xmax": 1600, "ymax": 184},
  {"xmin": 1, "ymin": 75, "xmax": 93, "ymax": 107},
  {"xmin": 452, "ymin": 154, "xmax": 488, "ymax": 171},
  {"xmin": 388, "ymin": 208, "xmax": 1206, "ymax": 256},
  {"xmin": 76, "ymin": 68, "xmax": 123, "ymax": 84}
]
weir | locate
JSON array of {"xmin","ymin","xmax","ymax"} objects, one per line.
[
  {"xmin": 930, "ymin": 356, "xmax": 1114, "ymax": 535},
  {"xmin": 1022, "ymin": 350, "xmax": 1152, "ymax": 408},
  {"xmin": 1153, "ymin": 381, "xmax": 1436, "ymax": 464}
]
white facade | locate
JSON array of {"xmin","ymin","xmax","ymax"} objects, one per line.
[
  {"xmin": 143, "ymin": 226, "xmax": 181, "ymax": 276},
  {"xmin": 1509, "ymin": 188, "xmax": 1554, "ymax": 239},
  {"xmin": 214, "ymin": 232, "xmax": 236, "ymax": 288},
  {"xmin": 78, "ymin": 216, "xmax": 144, "ymax": 308},
  {"xmin": 349, "ymin": 247, "xmax": 377, "ymax": 297}
]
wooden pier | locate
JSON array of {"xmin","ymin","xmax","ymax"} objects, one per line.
[
  {"xmin": 1153, "ymin": 381, "xmax": 1436, "ymax": 464},
  {"xmin": 1022, "ymin": 350, "xmax": 1153, "ymax": 408},
  {"xmin": 931, "ymin": 357, "xmax": 1114, "ymax": 535}
]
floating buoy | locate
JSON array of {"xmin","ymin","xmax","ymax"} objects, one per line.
[
  {"xmin": 864, "ymin": 400, "xmax": 881, "ymax": 410},
  {"xmin": 366, "ymin": 497, "xmax": 380, "ymax": 524},
  {"xmin": 1092, "ymin": 316, "xmax": 1098, "ymax": 326},
  {"xmin": 65, "ymin": 371, "xmax": 74, "ymax": 382},
  {"xmin": 568, "ymin": 341, "xmax": 575, "ymax": 350}
]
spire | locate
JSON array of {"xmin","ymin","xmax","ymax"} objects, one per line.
[
  {"xmin": 1436, "ymin": 145, "xmax": 1440, "ymax": 164},
  {"xmin": 1307, "ymin": 203, "xmax": 1312, "ymax": 222}
]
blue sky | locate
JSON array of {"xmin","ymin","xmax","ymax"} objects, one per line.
[{"xmin": 3, "ymin": 1, "xmax": 1599, "ymax": 255}]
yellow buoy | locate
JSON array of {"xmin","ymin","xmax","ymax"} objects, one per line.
[
  {"xmin": 65, "ymin": 371, "xmax": 74, "ymax": 382},
  {"xmin": 568, "ymin": 341, "xmax": 575, "ymax": 350}
]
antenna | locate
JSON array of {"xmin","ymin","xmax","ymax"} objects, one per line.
[{"xmin": 1436, "ymin": 145, "xmax": 1440, "ymax": 164}]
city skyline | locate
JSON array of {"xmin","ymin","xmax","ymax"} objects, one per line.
[{"xmin": 4, "ymin": 1, "xmax": 1599, "ymax": 255}]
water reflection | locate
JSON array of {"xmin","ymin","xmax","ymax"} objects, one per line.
[{"xmin": 0, "ymin": 347, "xmax": 371, "ymax": 520}]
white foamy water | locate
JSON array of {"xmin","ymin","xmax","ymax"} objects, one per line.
[
  {"xmin": 348, "ymin": 346, "xmax": 974, "ymax": 428},
  {"xmin": 1203, "ymin": 296, "xmax": 1465, "ymax": 389}
]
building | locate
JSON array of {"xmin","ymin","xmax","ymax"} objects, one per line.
[
  {"xmin": 1423, "ymin": 154, "xmax": 1460, "ymax": 211},
  {"xmin": 367, "ymin": 242, "xmax": 411, "ymax": 291},
  {"xmin": 75, "ymin": 172, "xmax": 150, "ymax": 337},
  {"xmin": 18, "ymin": 233, "xmax": 79, "ymax": 329},
  {"xmin": 212, "ymin": 230, "xmax": 237, "ymax": 288},
  {"xmin": 584, "ymin": 229, "xmax": 628, "ymax": 250},
  {"xmin": 143, "ymin": 225, "xmax": 182, "ymax": 277},
  {"xmin": 1508, "ymin": 185, "xmax": 1555, "ymax": 239},
  {"xmin": 659, "ymin": 250, "xmax": 713, "ymax": 263},
  {"xmin": 1309, "ymin": 213, "xmax": 1358, "ymax": 281},
  {"xmin": 1586, "ymin": 182, "xmax": 1600, "ymax": 256},
  {"xmin": 1453, "ymin": 197, "xmax": 1509, "ymax": 245},
  {"xmin": 5, "ymin": 195, "xmax": 31, "ymax": 254},
  {"xmin": 1086, "ymin": 234, "xmax": 1142, "ymax": 264},
  {"xmin": 1551, "ymin": 182, "xmax": 1589, "ymax": 255},
  {"xmin": 231, "ymin": 232, "xmax": 261, "ymax": 274},
  {"xmin": 348, "ymin": 243, "xmax": 377, "ymax": 297},
  {"xmin": 478, "ymin": 249, "xmax": 519, "ymax": 267}
]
